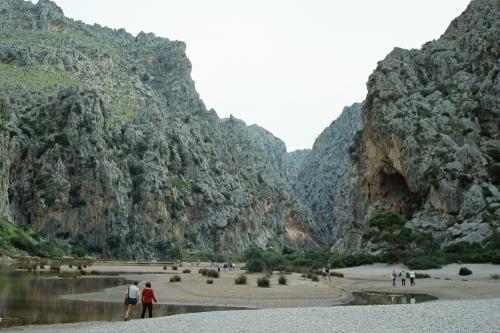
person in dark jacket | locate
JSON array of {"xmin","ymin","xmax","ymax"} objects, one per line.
[{"xmin": 141, "ymin": 282, "xmax": 158, "ymax": 319}]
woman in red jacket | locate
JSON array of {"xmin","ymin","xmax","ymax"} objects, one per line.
[{"xmin": 141, "ymin": 282, "xmax": 158, "ymax": 318}]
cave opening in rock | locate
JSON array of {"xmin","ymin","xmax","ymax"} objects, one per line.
[{"xmin": 379, "ymin": 171, "xmax": 418, "ymax": 218}]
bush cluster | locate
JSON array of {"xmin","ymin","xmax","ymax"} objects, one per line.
[
  {"xmin": 206, "ymin": 279, "xmax": 214, "ymax": 284},
  {"xmin": 328, "ymin": 253, "xmax": 379, "ymax": 268},
  {"xmin": 364, "ymin": 212, "xmax": 436, "ymax": 254},
  {"xmin": 206, "ymin": 269, "xmax": 219, "ymax": 278},
  {"xmin": 246, "ymin": 258, "xmax": 267, "ymax": 273},
  {"xmin": 235, "ymin": 274, "xmax": 247, "ymax": 285},
  {"xmin": 404, "ymin": 256, "xmax": 445, "ymax": 270},
  {"xmin": 459, "ymin": 267, "xmax": 472, "ymax": 276},
  {"xmin": 170, "ymin": 275, "xmax": 182, "ymax": 282},
  {"xmin": 415, "ymin": 273, "xmax": 431, "ymax": 279},
  {"xmin": 242, "ymin": 246, "xmax": 379, "ymax": 274},
  {"xmin": 278, "ymin": 275, "xmax": 287, "ymax": 285},
  {"xmin": 257, "ymin": 276, "xmax": 270, "ymax": 287},
  {"xmin": 182, "ymin": 269, "xmax": 191, "ymax": 274}
]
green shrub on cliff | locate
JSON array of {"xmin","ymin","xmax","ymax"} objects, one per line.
[
  {"xmin": 368, "ymin": 212, "xmax": 406, "ymax": 230},
  {"xmin": 0, "ymin": 218, "xmax": 77, "ymax": 257},
  {"xmin": 155, "ymin": 241, "xmax": 182, "ymax": 260},
  {"xmin": 328, "ymin": 252, "xmax": 379, "ymax": 268}
]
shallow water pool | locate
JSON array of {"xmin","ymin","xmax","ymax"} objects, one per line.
[
  {"xmin": 347, "ymin": 291, "xmax": 438, "ymax": 305},
  {"xmin": 0, "ymin": 266, "xmax": 241, "ymax": 328}
]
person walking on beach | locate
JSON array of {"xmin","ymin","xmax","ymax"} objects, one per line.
[
  {"xmin": 325, "ymin": 266, "xmax": 331, "ymax": 282},
  {"xmin": 141, "ymin": 282, "xmax": 157, "ymax": 319},
  {"xmin": 401, "ymin": 270, "xmax": 406, "ymax": 286},
  {"xmin": 392, "ymin": 270, "xmax": 397, "ymax": 287},
  {"xmin": 409, "ymin": 271, "xmax": 416, "ymax": 286},
  {"xmin": 125, "ymin": 281, "xmax": 140, "ymax": 321}
]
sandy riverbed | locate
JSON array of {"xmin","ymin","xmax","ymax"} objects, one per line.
[{"xmin": 56, "ymin": 262, "xmax": 500, "ymax": 308}]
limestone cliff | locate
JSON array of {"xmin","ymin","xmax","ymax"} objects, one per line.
[
  {"xmin": 290, "ymin": 104, "xmax": 363, "ymax": 249},
  {"xmin": 354, "ymin": 0, "xmax": 499, "ymax": 248},
  {"xmin": 0, "ymin": 0, "xmax": 317, "ymax": 258},
  {"xmin": 1, "ymin": 0, "xmax": 497, "ymax": 258}
]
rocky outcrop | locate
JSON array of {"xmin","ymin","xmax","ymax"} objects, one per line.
[
  {"xmin": 353, "ymin": 0, "xmax": 499, "ymax": 248},
  {"xmin": 290, "ymin": 104, "xmax": 363, "ymax": 249},
  {"xmin": 0, "ymin": 0, "xmax": 317, "ymax": 258}
]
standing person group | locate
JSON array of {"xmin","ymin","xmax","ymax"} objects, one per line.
[
  {"xmin": 124, "ymin": 281, "xmax": 158, "ymax": 321},
  {"xmin": 223, "ymin": 262, "xmax": 236, "ymax": 271},
  {"xmin": 391, "ymin": 270, "xmax": 416, "ymax": 287}
]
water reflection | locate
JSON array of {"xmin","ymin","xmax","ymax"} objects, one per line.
[
  {"xmin": 0, "ymin": 266, "xmax": 240, "ymax": 328},
  {"xmin": 348, "ymin": 291, "xmax": 438, "ymax": 305}
]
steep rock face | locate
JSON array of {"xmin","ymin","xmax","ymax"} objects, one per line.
[
  {"xmin": 284, "ymin": 149, "xmax": 310, "ymax": 184},
  {"xmin": 0, "ymin": 0, "xmax": 317, "ymax": 258},
  {"xmin": 355, "ymin": 0, "xmax": 499, "ymax": 247},
  {"xmin": 291, "ymin": 104, "xmax": 363, "ymax": 249}
]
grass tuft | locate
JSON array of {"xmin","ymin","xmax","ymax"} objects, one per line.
[
  {"xmin": 257, "ymin": 276, "xmax": 270, "ymax": 287},
  {"xmin": 170, "ymin": 275, "xmax": 181, "ymax": 282},
  {"xmin": 235, "ymin": 274, "xmax": 247, "ymax": 285}
]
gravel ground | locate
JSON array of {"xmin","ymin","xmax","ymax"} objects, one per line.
[{"xmin": 5, "ymin": 298, "xmax": 500, "ymax": 333}]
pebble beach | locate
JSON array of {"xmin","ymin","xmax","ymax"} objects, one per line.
[{"xmin": 5, "ymin": 298, "xmax": 500, "ymax": 333}]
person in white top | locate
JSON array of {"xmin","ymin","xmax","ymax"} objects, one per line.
[
  {"xmin": 124, "ymin": 281, "xmax": 140, "ymax": 320},
  {"xmin": 409, "ymin": 271, "xmax": 416, "ymax": 286}
]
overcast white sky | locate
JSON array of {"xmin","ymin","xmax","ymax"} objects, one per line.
[{"xmin": 41, "ymin": 0, "xmax": 471, "ymax": 151}]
